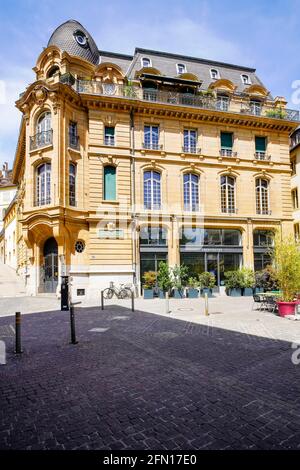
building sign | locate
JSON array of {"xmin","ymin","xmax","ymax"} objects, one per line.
[{"xmin": 98, "ymin": 229, "xmax": 124, "ymax": 239}]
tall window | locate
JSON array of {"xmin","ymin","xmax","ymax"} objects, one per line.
[
  {"xmin": 36, "ymin": 163, "xmax": 51, "ymax": 206},
  {"xmin": 255, "ymin": 136, "xmax": 267, "ymax": 160},
  {"xmin": 69, "ymin": 122, "xmax": 79, "ymax": 149},
  {"xmin": 216, "ymin": 94, "xmax": 229, "ymax": 112},
  {"xmin": 183, "ymin": 129, "xmax": 197, "ymax": 153},
  {"xmin": 291, "ymin": 158, "xmax": 296, "ymax": 176},
  {"xmin": 103, "ymin": 166, "xmax": 116, "ymax": 201},
  {"xmin": 104, "ymin": 126, "xmax": 115, "ymax": 146},
  {"xmin": 221, "ymin": 175, "xmax": 236, "ymax": 213},
  {"xmin": 33, "ymin": 112, "xmax": 52, "ymax": 148},
  {"xmin": 292, "ymin": 188, "xmax": 299, "ymax": 210},
  {"xmin": 183, "ymin": 173, "xmax": 199, "ymax": 211},
  {"xmin": 144, "ymin": 170, "xmax": 161, "ymax": 210},
  {"xmin": 250, "ymin": 100, "xmax": 262, "ymax": 116},
  {"xmin": 256, "ymin": 178, "xmax": 269, "ymax": 215},
  {"xmin": 220, "ymin": 132, "xmax": 233, "ymax": 156},
  {"xmin": 69, "ymin": 163, "xmax": 76, "ymax": 206},
  {"xmin": 144, "ymin": 125, "xmax": 159, "ymax": 150}
]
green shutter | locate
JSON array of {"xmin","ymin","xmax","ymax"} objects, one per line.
[
  {"xmin": 221, "ymin": 132, "xmax": 233, "ymax": 149},
  {"xmin": 255, "ymin": 136, "xmax": 266, "ymax": 152},
  {"xmin": 104, "ymin": 166, "xmax": 116, "ymax": 200}
]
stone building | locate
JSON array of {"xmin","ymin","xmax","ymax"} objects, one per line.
[{"xmin": 12, "ymin": 19, "xmax": 299, "ymax": 301}]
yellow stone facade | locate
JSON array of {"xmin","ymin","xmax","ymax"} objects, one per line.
[{"xmin": 12, "ymin": 21, "xmax": 299, "ymax": 301}]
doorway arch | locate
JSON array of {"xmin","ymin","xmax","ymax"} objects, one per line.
[{"xmin": 41, "ymin": 237, "xmax": 58, "ymax": 293}]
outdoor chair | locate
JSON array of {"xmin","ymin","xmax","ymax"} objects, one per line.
[
  {"xmin": 265, "ymin": 295, "xmax": 278, "ymax": 313},
  {"xmin": 252, "ymin": 294, "xmax": 263, "ymax": 311}
]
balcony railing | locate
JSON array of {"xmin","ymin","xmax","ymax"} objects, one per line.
[
  {"xmin": 182, "ymin": 145, "xmax": 201, "ymax": 154},
  {"xmin": 142, "ymin": 142, "xmax": 163, "ymax": 150},
  {"xmin": 69, "ymin": 133, "xmax": 79, "ymax": 150},
  {"xmin": 254, "ymin": 151, "xmax": 271, "ymax": 161},
  {"xmin": 104, "ymin": 136, "xmax": 115, "ymax": 146},
  {"xmin": 60, "ymin": 75, "xmax": 300, "ymax": 122},
  {"xmin": 220, "ymin": 149, "xmax": 237, "ymax": 157},
  {"xmin": 256, "ymin": 209, "xmax": 272, "ymax": 216},
  {"xmin": 221, "ymin": 208, "xmax": 238, "ymax": 214},
  {"xmin": 30, "ymin": 130, "xmax": 53, "ymax": 151}
]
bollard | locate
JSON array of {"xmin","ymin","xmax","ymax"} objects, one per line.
[
  {"xmin": 15, "ymin": 312, "xmax": 23, "ymax": 354},
  {"xmin": 204, "ymin": 293, "xmax": 209, "ymax": 316},
  {"xmin": 165, "ymin": 291, "xmax": 170, "ymax": 314},
  {"xmin": 101, "ymin": 290, "xmax": 104, "ymax": 311},
  {"xmin": 131, "ymin": 290, "xmax": 135, "ymax": 312},
  {"xmin": 69, "ymin": 304, "xmax": 78, "ymax": 345}
]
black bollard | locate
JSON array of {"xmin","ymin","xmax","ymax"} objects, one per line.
[
  {"xmin": 69, "ymin": 304, "xmax": 78, "ymax": 345},
  {"xmin": 101, "ymin": 290, "xmax": 104, "ymax": 311},
  {"xmin": 15, "ymin": 312, "xmax": 23, "ymax": 354},
  {"xmin": 131, "ymin": 290, "xmax": 135, "ymax": 312}
]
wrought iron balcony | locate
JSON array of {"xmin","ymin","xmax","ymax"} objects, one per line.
[
  {"xmin": 220, "ymin": 149, "xmax": 237, "ymax": 157},
  {"xmin": 256, "ymin": 209, "xmax": 272, "ymax": 215},
  {"xmin": 69, "ymin": 133, "xmax": 79, "ymax": 150},
  {"xmin": 182, "ymin": 145, "xmax": 201, "ymax": 154},
  {"xmin": 221, "ymin": 208, "xmax": 238, "ymax": 214},
  {"xmin": 35, "ymin": 195, "xmax": 51, "ymax": 207},
  {"xmin": 60, "ymin": 74, "xmax": 300, "ymax": 122},
  {"xmin": 30, "ymin": 130, "xmax": 53, "ymax": 151},
  {"xmin": 254, "ymin": 151, "xmax": 271, "ymax": 161},
  {"xmin": 142, "ymin": 142, "xmax": 163, "ymax": 150},
  {"xmin": 104, "ymin": 136, "xmax": 115, "ymax": 146}
]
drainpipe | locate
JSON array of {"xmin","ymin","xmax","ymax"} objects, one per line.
[{"xmin": 130, "ymin": 108, "xmax": 137, "ymax": 288}]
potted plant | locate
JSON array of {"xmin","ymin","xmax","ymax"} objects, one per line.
[
  {"xmin": 171, "ymin": 264, "xmax": 189, "ymax": 298},
  {"xmin": 142, "ymin": 271, "xmax": 156, "ymax": 299},
  {"xmin": 224, "ymin": 270, "xmax": 243, "ymax": 296},
  {"xmin": 187, "ymin": 277, "xmax": 199, "ymax": 298},
  {"xmin": 255, "ymin": 265, "xmax": 279, "ymax": 293},
  {"xmin": 157, "ymin": 261, "xmax": 172, "ymax": 298},
  {"xmin": 198, "ymin": 272, "xmax": 216, "ymax": 297},
  {"xmin": 240, "ymin": 267, "xmax": 255, "ymax": 296},
  {"xmin": 273, "ymin": 235, "xmax": 300, "ymax": 316}
]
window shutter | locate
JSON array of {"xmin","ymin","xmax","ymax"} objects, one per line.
[
  {"xmin": 104, "ymin": 166, "xmax": 116, "ymax": 200},
  {"xmin": 221, "ymin": 132, "xmax": 233, "ymax": 149},
  {"xmin": 255, "ymin": 136, "xmax": 266, "ymax": 152}
]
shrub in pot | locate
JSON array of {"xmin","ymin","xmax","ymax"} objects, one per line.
[
  {"xmin": 157, "ymin": 261, "xmax": 172, "ymax": 298},
  {"xmin": 224, "ymin": 270, "xmax": 243, "ymax": 296},
  {"xmin": 273, "ymin": 235, "xmax": 300, "ymax": 316},
  {"xmin": 255, "ymin": 265, "xmax": 279, "ymax": 293},
  {"xmin": 198, "ymin": 272, "xmax": 216, "ymax": 297},
  {"xmin": 240, "ymin": 267, "xmax": 255, "ymax": 296},
  {"xmin": 143, "ymin": 271, "xmax": 156, "ymax": 299},
  {"xmin": 187, "ymin": 277, "xmax": 199, "ymax": 298},
  {"xmin": 171, "ymin": 264, "xmax": 189, "ymax": 298}
]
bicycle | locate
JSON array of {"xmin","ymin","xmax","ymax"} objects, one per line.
[{"xmin": 102, "ymin": 282, "xmax": 132, "ymax": 299}]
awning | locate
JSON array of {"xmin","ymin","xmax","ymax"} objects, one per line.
[{"xmin": 140, "ymin": 73, "xmax": 202, "ymax": 87}]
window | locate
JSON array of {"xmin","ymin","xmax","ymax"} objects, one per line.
[
  {"xmin": 255, "ymin": 136, "xmax": 267, "ymax": 160},
  {"xmin": 183, "ymin": 173, "xmax": 199, "ymax": 211},
  {"xmin": 253, "ymin": 230, "xmax": 274, "ymax": 247},
  {"xmin": 183, "ymin": 129, "xmax": 197, "ymax": 153},
  {"xmin": 291, "ymin": 158, "xmax": 296, "ymax": 176},
  {"xmin": 292, "ymin": 188, "xmax": 299, "ymax": 210},
  {"xmin": 241, "ymin": 74, "xmax": 251, "ymax": 85},
  {"xmin": 179, "ymin": 228, "xmax": 241, "ymax": 246},
  {"xmin": 140, "ymin": 226, "xmax": 167, "ymax": 246},
  {"xmin": 141, "ymin": 57, "xmax": 151, "ymax": 68},
  {"xmin": 69, "ymin": 163, "xmax": 76, "ymax": 206},
  {"xmin": 74, "ymin": 30, "xmax": 87, "ymax": 46},
  {"xmin": 31, "ymin": 112, "xmax": 52, "ymax": 149},
  {"xmin": 177, "ymin": 63, "xmax": 186, "ymax": 74},
  {"xmin": 75, "ymin": 240, "xmax": 85, "ymax": 253},
  {"xmin": 104, "ymin": 126, "xmax": 115, "ymax": 146},
  {"xmin": 144, "ymin": 125, "xmax": 160, "ymax": 150},
  {"xmin": 250, "ymin": 100, "xmax": 262, "ymax": 116},
  {"xmin": 69, "ymin": 122, "xmax": 79, "ymax": 149},
  {"xmin": 144, "ymin": 170, "xmax": 161, "ymax": 210},
  {"xmin": 221, "ymin": 175, "xmax": 236, "ymax": 213},
  {"xmin": 294, "ymin": 224, "xmax": 300, "ymax": 242},
  {"xmin": 36, "ymin": 163, "xmax": 51, "ymax": 206},
  {"xmin": 256, "ymin": 178, "xmax": 269, "ymax": 215},
  {"xmin": 103, "ymin": 166, "xmax": 116, "ymax": 201},
  {"xmin": 47, "ymin": 65, "xmax": 60, "ymax": 79},
  {"xmin": 216, "ymin": 94, "xmax": 229, "ymax": 112},
  {"xmin": 220, "ymin": 132, "xmax": 233, "ymax": 156},
  {"xmin": 210, "ymin": 69, "xmax": 219, "ymax": 79}
]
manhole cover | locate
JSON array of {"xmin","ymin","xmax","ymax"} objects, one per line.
[
  {"xmin": 88, "ymin": 328, "xmax": 109, "ymax": 333},
  {"xmin": 177, "ymin": 308, "xmax": 194, "ymax": 312}
]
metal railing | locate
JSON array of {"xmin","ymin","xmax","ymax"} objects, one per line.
[
  {"xmin": 220, "ymin": 149, "xmax": 237, "ymax": 157},
  {"xmin": 254, "ymin": 151, "xmax": 271, "ymax": 161},
  {"xmin": 104, "ymin": 136, "xmax": 115, "ymax": 146},
  {"xmin": 30, "ymin": 129, "xmax": 53, "ymax": 150},
  {"xmin": 69, "ymin": 133, "xmax": 80, "ymax": 150},
  {"xmin": 256, "ymin": 209, "xmax": 272, "ymax": 215},
  {"xmin": 182, "ymin": 145, "xmax": 201, "ymax": 154},
  {"xmin": 142, "ymin": 142, "xmax": 163, "ymax": 150}
]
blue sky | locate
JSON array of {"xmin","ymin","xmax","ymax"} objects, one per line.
[{"xmin": 1, "ymin": 0, "xmax": 300, "ymax": 166}]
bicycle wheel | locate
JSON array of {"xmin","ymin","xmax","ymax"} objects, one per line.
[
  {"xmin": 103, "ymin": 288, "xmax": 114, "ymax": 299},
  {"xmin": 118, "ymin": 289, "xmax": 129, "ymax": 299}
]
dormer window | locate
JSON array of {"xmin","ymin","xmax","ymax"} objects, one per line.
[
  {"xmin": 74, "ymin": 30, "xmax": 87, "ymax": 47},
  {"xmin": 177, "ymin": 63, "xmax": 186, "ymax": 74},
  {"xmin": 241, "ymin": 74, "xmax": 251, "ymax": 85},
  {"xmin": 210, "ymin": 68, "xmax": 220, "ymax": 79},
  {"xmin": 141, "ymin": 57, "xmax": 151, "ymax": 68}
]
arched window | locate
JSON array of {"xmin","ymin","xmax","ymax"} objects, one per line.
[
  {"xmin": 256, "ymin": 178, "xmax": 269, "ymax": 215},
  {"xmin": 47, "ymin": 65, "xmax": 60, "ymax": 79},
  {"xmin": 221, "ymin": 175, "xmax": 236, "ymax": 213},
  {"xmin": 35, "ymin": 112, "xmax": 52, "ymax": 147},
  {"xmin": 141, "ymin": 57, "xmax": 151, "ymax": 68},
  {"xmin": 69, "ymin": 163, "xmax": 76, "ymax": 206},
  {"xmin": 177, "ymin": 63, "xmax": 187, "ymax": 74},
  {"xmin": 36, "ymin": 163, "xmax": 51, "ymax": 206},
  {"xmin": 241, "ymin": 74, "xmax": 251, "ymax": 85},
  {"xmin": 144, "ymin": 170, "xmax": 161, "ymax": 210},
  {"xmin": 210, "ymin": 68, "xmax": 220, "ymax": 79},
  {"xmin": 103, "ymin": 166, "xmax": 116, "ymax": 201},
  {"xmin": 183, "ymin": 173, "xmax": 199, "ymax": 211}
]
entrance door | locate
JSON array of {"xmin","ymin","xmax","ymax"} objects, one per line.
[
  {"xmin": 42, "ymin": 237, "xmax": 58, "ymax": 293},
  {"xmin": 207, "ymin": 253, "xmax": 220, "ymax": 286},
  {"xmin": 140, "ymin": 252, "xmax": 167, "ymax": 292}
]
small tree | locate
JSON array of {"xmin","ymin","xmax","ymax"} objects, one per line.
[
  {"xmin": 171, "ymin": 264, "xmax": 189, "ymax": 291},
  {"xmin": 157, "ymin": 261, "xmax": 172, "ymax": 293},
  {"xmin": 198, "ymin": 272, "xmax": 216, "ymax": 289},
  {"xmin": 272, "ymin": 234, "xmax": 300, "ymax": 301},
  {"xmin": 239, "ymin": 267, "xmax": 255, "ymax": 288},
  {"xmin": 143, "ymin": 271, "xmax": 156, "ymax": 289}
]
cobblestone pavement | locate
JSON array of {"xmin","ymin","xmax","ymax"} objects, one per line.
[{"xmin": 1, "ymin": 305, "xmax": 300, "ymax": 450}]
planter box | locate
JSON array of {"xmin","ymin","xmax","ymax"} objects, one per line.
[
  {"xmin": 254, "ymin": 287, "xmax": 264, "ymax": 294},
  {"xmin": 173, "ymin": 289, "xmax": 184, "ymax": 298},
  {"xmin": 158, "ymin": 290, "xmax": 166, "ymax": 299},
  {"xmin": 188, "ymin": 288, "xmax": 199, "ymax": 298},
  {"xmin": 228, "ymin": 288, "xmax": 242, "ymax": 297},
  {"xmin": 243, "ymin": 287, "xmax": 254, "ymax": 296},
  {"xmin": 277, "ymin": 301, "xmax": 296, "ymax": 317},
  {"xmin": 201, "ymin": 288, "xmax": 212, "ymax": 298},
  {"xmin": 143, "ymin": 289, "xmax": 154, "ymax": 299}
]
